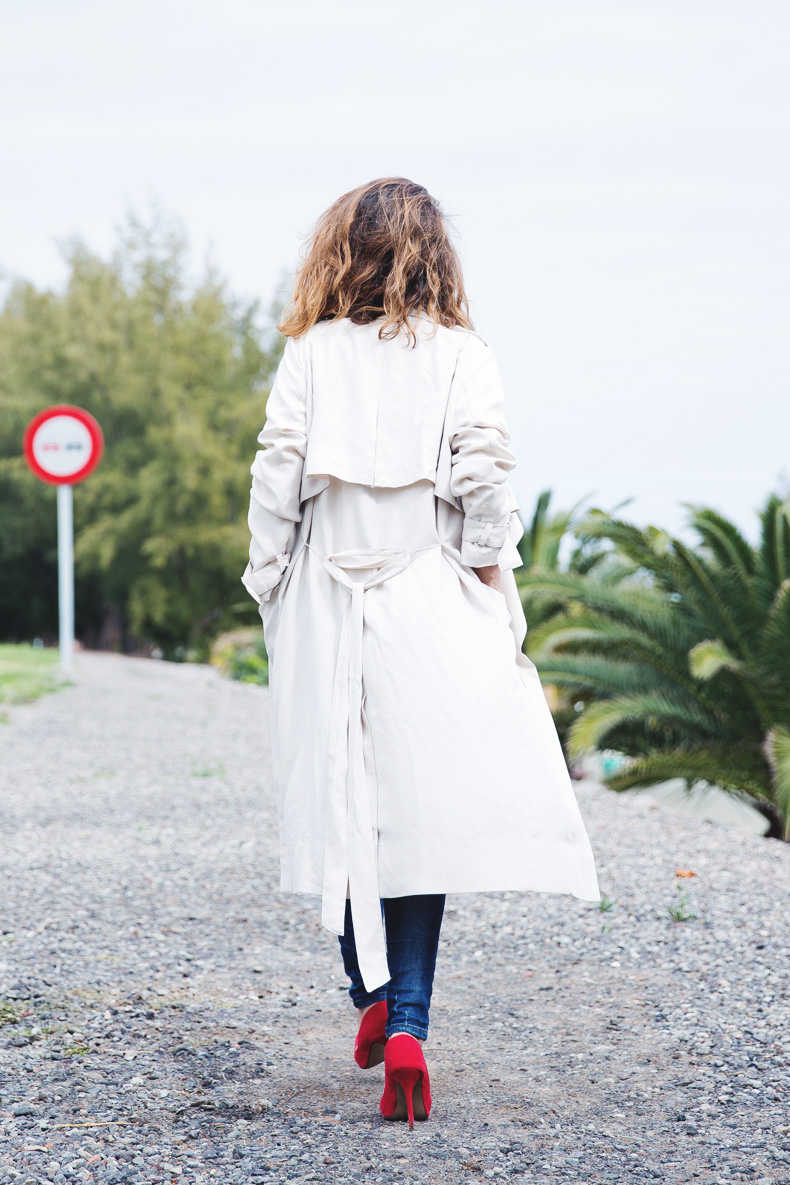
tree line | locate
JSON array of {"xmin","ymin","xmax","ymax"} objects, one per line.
[{"xmin": 0, "ymin": 213, "xmax": 282, "ymax": 657}]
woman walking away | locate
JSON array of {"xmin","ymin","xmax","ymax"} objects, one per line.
[{"xmin": 242, "ymin": 177, "xmax": 600, "ymax": 1128}]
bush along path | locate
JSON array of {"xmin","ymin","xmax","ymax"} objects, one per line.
[{"xmin": 1, "ymin": 652, "xmax": 789, "ymax": 1185}]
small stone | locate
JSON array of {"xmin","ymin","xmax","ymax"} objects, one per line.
[{"xmin": 11, "ymin": 1102, "xmax": 37, "ymax": 1116}]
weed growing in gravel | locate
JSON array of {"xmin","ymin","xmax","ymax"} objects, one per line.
[
  {"xmin": 64, "ymin": 1042, "xmax": 90, "ymax": 1056},
  {"xmin": 668, "ymin": 883, "xmax": 698, "ymax": 923},
  {"xmin": 597, "ymin": 893, "xmax": 617, "ymax": 912},
  {"xmin": 192, "ymin": 761, "xmax": 227, "ymax": 778},
  {"xmin": 0, "ymin": 999, "xmax": 29, "ymax": 1026}
]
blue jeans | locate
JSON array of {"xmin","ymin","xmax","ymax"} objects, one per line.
[{"xmin": 338, "ymin": 894, "xmax": 445, "ymax": 1041}]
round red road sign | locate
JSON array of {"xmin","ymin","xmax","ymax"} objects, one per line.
[{"xmin": 23, "ymin": 405, "xmax": 104, "ymax": 486}]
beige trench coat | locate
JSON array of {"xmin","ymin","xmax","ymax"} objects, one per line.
[{"xmin": 242, "ymin": 316, "xmax": 600, "ymax": 991}]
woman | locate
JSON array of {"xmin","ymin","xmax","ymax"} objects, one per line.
[{"xmin": 242, "ymin": 178, "xmax": 600, "ymax": 1128}]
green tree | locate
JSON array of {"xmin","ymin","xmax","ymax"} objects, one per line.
[
  {"xmin": 516, "ymin": 489, "xmax": 610, "ymax": 575},
  {"xmin": 0, "ymin": 211, "xmax": 282, "ymax": 655},
  {"xmin": 519, "ymin": 496, "xmax": 790, "ymax": 839},
  {"xmin": 514, "ymin": 489, "xmax": 630, "ymax": 721}
]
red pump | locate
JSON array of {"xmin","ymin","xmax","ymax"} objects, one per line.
[
  {"xmin": 379, "ymin": 1033, "xmax": 432, "ymax": 1129},
  {"xmin": 354, "ymin": 1000, "xmax": 388, "ymax": 1069}
]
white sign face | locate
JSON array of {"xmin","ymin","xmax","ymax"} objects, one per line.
[{"xmin": 30, "ymin": 415, "xmax": 95, "ymax": 479}]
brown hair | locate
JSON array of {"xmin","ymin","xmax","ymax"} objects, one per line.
[{"xmin": 277, "ymin": 177, "xmax": 473, "ymax": 346}]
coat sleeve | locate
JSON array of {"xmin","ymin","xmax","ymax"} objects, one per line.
[
  {"xmin": 241, "ymin": 335, "xmax": 308, "ymax": 605},
  {"xmin": 448, "ymin": 334, "xmax": 521, "ymax": 568}
]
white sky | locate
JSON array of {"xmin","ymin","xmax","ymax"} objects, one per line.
[{"xmin": 1, "ymin": 0, "xmax": 788, "ymax": 538}]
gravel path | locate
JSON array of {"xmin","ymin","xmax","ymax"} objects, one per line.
[{"xmin": 1, "ymin": 652, "xmax": 789, "ymax": 1185}]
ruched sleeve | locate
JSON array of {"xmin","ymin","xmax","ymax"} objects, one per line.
[
  {"xmin": 241, "ymin": 336, "xmax": 308, "ymax": 604},
  {"xmin": 449, "ymin": 334, "xmax": 521, "ymax": 568}
]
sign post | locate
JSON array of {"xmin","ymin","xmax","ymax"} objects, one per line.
[
  {"xmin": 57, "ymin": 484, "xmax": 75, "ymax": 671},
  {"xmin": 23, "ymin": 405, "xmax": 104, "ymax": 673}
]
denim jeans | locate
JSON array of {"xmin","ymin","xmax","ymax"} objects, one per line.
[{"xmin": 338, "ymin": 894, "xmax": 445, "ymax": 1041}]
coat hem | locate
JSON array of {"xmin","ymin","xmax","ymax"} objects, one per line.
[{"xmin": 279, "ymin": 838, "xmax": 601, "ymax": 904}]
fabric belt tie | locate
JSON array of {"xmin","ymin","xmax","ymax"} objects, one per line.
[{"xmin": 305, "ymin": 540, "xmax": 439, "ymax": 993}]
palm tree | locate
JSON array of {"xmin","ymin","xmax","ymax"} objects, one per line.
[
  {"xmin": 519, "ymin": 495, "xmax": 790, "ymax": 840},
  {"xmin": 516, "ymin": 489, "xmax": 615, "ymax": 576},
  {"xmin": 514, "ymin": 490, "xmax": 624, "ymax": 647}
]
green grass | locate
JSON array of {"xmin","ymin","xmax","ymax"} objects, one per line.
[
  {"xmin": 191, "ymin": 761, "xmax": 227, "ymax": 779},
  {"xmin": 0, "ymin": 644, "xmax": 64, "ymax": 705},
  {"xmin": 668, "ymin": 884, "xmax": 698, "ymax": 923}
]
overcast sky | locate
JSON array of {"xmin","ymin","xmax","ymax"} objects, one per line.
[{"xmin": 1, "ymin": 0, "xmax": 788, "ymax": 538}]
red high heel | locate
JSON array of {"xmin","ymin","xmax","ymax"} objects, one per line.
[
  {"xmin": 379, "ymin": 1033, "xmax": 431, "ymax": 1129},
  {"xmin": 354, "ymin": 1000, "xmax": 388, "ymax": 1069}
]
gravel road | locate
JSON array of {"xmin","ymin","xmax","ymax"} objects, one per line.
[{"xmin": 1, "ymin": 652, "xmax": 789, "ymax": 1185}]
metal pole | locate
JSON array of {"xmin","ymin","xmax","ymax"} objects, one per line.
[{"xmin": 57, "ymin": 483, "xmax": 74, "ymax": 673}]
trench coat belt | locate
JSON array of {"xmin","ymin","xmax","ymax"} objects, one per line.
[{"xmin": 305, "ymin": 540, "xmax": 441, "ymax": 993}]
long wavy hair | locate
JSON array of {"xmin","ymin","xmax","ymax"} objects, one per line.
[{"xmin": 277, "ymin": 178, "xmax": 473, "ymax": 346}]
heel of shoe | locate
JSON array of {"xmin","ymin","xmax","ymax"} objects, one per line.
[
  {"xmin": 354, "ymin": 1000, "xmax": 388, "ymax": 1069},
  {"xmin": 367, "ymin": 1039, "xmax": 386, "ymax": 1068},
  {"xmin": 392, "ymin": 1067, "xmax": 421, "ymax": 1130},
  {"xmin": 380, "ymin": 1034, "xmax": 431, "ymax": 1126}
]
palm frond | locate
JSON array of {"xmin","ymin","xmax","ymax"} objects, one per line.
[
  {"xmin": 529, "ymin": 489, "xmax": 553, "ymax": 537},
  {"xmin": 520, "ymin": 571, "xmax": 682, "ymax": 636},
  {"xmin": 520, "ymin": 489, "xmax": 595, "ymax": 571},
  {"xmin": 534, "ymin": 654, "xmax": 677, "ymax": 699},
  {"xmin": 566, "ymin": 692, "xmax": 723, "ymax": 758},
  {"xmin": 583, "ymin": 514, "xmax": 763, "ymax": 653},
  {"xmin": 579, "ymin": 515, "xmax": 674, "ymax": 571},
  {"xmin": 521, "ymin": 572, "xmax": 708, "ymax": 667},
  {"xmin": 759, "ymin": 495, "xmax": 790, "ymax": 587},
  {"xmin": 684, "ymin": 505, "xmax": 756, "ymax": 579},
  {"xmin": 531, "ymin": 614, "xmax": 736, "ymax": 717},
  {"xmin": 604, "ymin": 744, "xmax": 772, "ymax": 802},
  {"xmin": 526, "ymin": 610, "xmax": 615, "ymax": 658},
  {"xmin": 759, "ymin": 579, "xmax": 790, "ymax": 686},
  {"xmin": 669, "ymin": 538, "xmax": 759, "ymax": 660},
  {"xmin": 687, "ymin": 638, "xmax": 772, "ymax": 726},
  {"xmin": 688, "ymin": 638, "xmax": 744, "ymax": 680},
  {"xmin": 765, "ymin": 726, "xmax": 790, "ymax": 840},
  {"xmin": 520, "ymin": 489, "xmax": 553, "ymax": 569}
]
